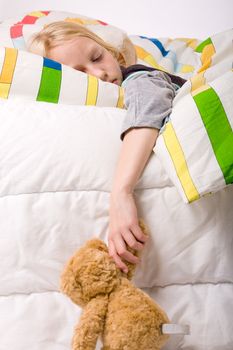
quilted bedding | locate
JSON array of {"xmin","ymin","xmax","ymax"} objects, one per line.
[
  {"xmin": 0, "ymin": 10, "xmax": 232, "ymax": 350},
  {"xmin": 0, "ymin": 98, "xmax": 232, "ymax": 350}
]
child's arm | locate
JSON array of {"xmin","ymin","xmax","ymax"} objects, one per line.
[
  {"xmin": 108, "ymin": 127, "xmax": 159, "ymax": 273},
  {"xmin": 109, "ymin": 70, "xmax": 177, "ymax": 272}
]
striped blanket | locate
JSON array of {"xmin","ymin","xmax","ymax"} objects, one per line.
[{"xmin": 144, "ymin": 29, "xmax": 233, "ymax": 202}]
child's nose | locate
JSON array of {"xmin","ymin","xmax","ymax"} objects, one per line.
[{"xmin": 88, "ymin": 66, "xmax": 107, "ymax": 81}]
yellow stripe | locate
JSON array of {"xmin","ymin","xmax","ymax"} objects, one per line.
[
  {"xmin": 86, "ymin": 75, "xmax": 98, "ymax": 105},
  {"xmin": 144, "ymin": 55, "xmax": 162, "ymax": 69},
  {"xmin": 117, "ymin": 86, "xmax": 124, "ymax": 108},
  {"xmin": 28, "ymin": 11, "xmax": 47, "ymax": 17},
  {"xmin": 0, "ymin": 48, "xmax": 18, "ymax": 98},
  {"xmin": 65, "ymin": 18, "xmax": 99, "ymax": 25},
  {"xmin": 198, "ymin": 43, "xmax": 215, "ymax": 73},
  {"xmin": 192, "ymin": 83, "xmax": 210, "ymax": 97},
  {"xmin": 175, "ymin": 38, "xmax": 198, "ymax": 49},
  {"xmin": 180, "ymin": 64, "xmax": 195, "ymax": 73},
  {"xmin": 134, "ymin": 45, "xmax": 165, "ymax": 70},
  {"xmin": 190, "ymin": 72, "xmax": 205, "ymax": 95},
  {"xmin": 134, "ymin": 45, "xmax": 148, "ymax": 60},
  {"xmin": 0, "ymin": 82, "xmax": 11, "ymax": 99},
  {"xmin": 163, "ymin": 122, "xmax": 200, "ymax": 202},
  {"xmin": 190, "ymin": 42, "xmax": 216, "ymax": 95},
  {"xmin": 0, "ymin": 47, "xmax": 18, "ymax": 84}
]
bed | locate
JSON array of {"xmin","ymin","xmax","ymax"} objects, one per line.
[{"xmin": 0, "ymin": 6, "xmax": 232, "ymax": 350}]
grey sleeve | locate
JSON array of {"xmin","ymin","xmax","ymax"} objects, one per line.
[{"xmin": 121, "ymin": 70, "xmax": 176, "ymax": 140}]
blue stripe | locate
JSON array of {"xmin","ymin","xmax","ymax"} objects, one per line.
[
  {"xmin": 140, "ymin": 36, "xmax": 169, "ymax": 56},
  {"xmin": 43, "ymin": 57, "xmax": 61, "ymax": 70}
]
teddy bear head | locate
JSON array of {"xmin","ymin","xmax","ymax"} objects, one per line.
[{"xmin": 60, "ymin": 239, "xmax": 121, "ymax": 307}]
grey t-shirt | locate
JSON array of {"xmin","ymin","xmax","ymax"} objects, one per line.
[{"xmin": 120, "ymin": 69, "xmax": 178, "ymax": 140}]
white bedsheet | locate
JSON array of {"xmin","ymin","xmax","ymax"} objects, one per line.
[{"xmin": 0, "ymin": 99, "xmax": 232, "ymax": 350}]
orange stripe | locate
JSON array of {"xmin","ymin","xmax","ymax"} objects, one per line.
[
  {"xmin": 0, "ymin": 48, "xmax": 18, "ymax": 99},
  {"xmin": 198, "ymin": 43, "xmax": 216, "ymax": 73},
  {"xmin": 191, "ymin": 41, "xmax": 216, "ymax": 95},
  {"xmin": 0, "ymin": 47, "xmax": 18, "ymax": 84}
]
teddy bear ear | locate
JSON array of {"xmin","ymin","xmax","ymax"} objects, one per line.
[{"xmin": 85, "ymin": 239, "xmax": 108, "ymax": 253}]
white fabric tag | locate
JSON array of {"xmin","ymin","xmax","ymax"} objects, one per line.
[{"xmin": 162, "ymin": 323, "xmax": 190, "ymax": 335}]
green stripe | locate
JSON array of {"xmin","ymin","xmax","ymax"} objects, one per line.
[
  {"xmin": 37, "ymin": 66, "xmax": 61, "ymax": 103},
  {"xmin": 193, "ymin": 88, "xmax": 233, "ymax": 184},
  {"xmin": 195, "ymin": 37, "xmax": 212, "ymax": 53}
]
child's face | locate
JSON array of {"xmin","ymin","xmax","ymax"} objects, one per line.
[{"xmin": 49, "ymin": 36, "xmax": 123, "ymax": 85}]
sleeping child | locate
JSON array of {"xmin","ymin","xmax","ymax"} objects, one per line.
[{"xmin": 29, "ymin": 21, "xmax": 186, "ymax": 273}]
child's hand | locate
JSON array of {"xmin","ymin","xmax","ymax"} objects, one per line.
[{"xmin": 108, "ymin": 191, "xmax": 148, "ymax": 273}]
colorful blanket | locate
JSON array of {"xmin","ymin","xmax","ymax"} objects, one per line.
[{"xmin": 150, "ymin": 29, "xmax": 233, "ymax": 202}]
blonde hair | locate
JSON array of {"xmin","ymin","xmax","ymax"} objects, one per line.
[{"xmin": 28, "ymin": 21, "xmax": 136, "ymax": 67}]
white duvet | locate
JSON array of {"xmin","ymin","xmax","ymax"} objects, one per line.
[{"xmin": 0, "ymin": 98, "xmax": 232, "ymax": 350}]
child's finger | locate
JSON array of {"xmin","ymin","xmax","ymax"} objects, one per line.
[
  {"xmin": 114, "ymin": 237, "xmax": 140, "ymax": 264},
  {"xmin": 122, "ymin": 230, "xmax": 144, "ymax": 251},
  {"xmin": 119, "ymin": 249, "xmax": 140, "ymax": 264},
  {"xmin": 131, "ymin": 223, "xmax": 148, "ymax": 243},
  {"xmin": 108, "ymin": 240, "xmax": 128, "ymax": 272}
]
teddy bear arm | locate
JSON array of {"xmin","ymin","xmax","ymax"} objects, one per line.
[{"xmin": 72, "ymin": 295, "xmax": 108, "ymax": 350}]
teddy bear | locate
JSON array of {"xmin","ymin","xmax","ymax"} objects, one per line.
[{"xmin": 60, "ymin": 221, "xmax": 171, "ymax": 350}]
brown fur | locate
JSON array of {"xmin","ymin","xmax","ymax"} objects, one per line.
[{"xmin": 60, "ymin": 220, "xmax": 170, "ymax": 350}]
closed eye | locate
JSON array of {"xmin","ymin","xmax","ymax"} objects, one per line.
[{"xmin": 92, "ymin": 54, "xmax": 102, "ymax": 62}]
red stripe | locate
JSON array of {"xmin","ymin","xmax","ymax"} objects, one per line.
[
  {"xmin": 97, "ymin": 20, "xmax": 108, "ymax": 25},
  {"xmin": 10, "ymin": 24, "xmax": 23, "ymax": 38},
  {"xmin": 41, "ymin": 11, "xmax": 50, "ymax": 15},
  {"xmin": 21, "ymin": 15, "xmax": 38, "ymax": 24},
  {"xmin": 10, "ymin": 11, "xmax": 50, "ymax": 39}
]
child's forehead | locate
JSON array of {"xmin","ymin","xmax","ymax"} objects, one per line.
[{"xmin": 50, "ymin": 36, "xmax": 102, "ymax": 60}]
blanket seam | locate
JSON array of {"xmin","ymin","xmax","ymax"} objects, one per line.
[
  {"xmin": 0, "ymin": 186, "xmax": 174, "ymax": 199},
  {"xmin": 1, "ymin": 281, "xmax": 233, "ymax": 297}
]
